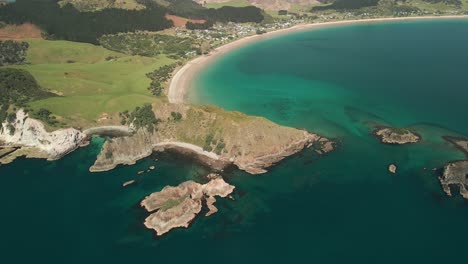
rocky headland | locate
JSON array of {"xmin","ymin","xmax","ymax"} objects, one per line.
[
  {"xmin": 0, "ymin": 109, "xmax": 85, "ymax": 164},
  {"xmin": 90, "ymin": 103, "xmax": 333, "ymax": 174},
  {"xmin": 141, "ymin": 175, "xmax": 235, "ymax": 236},
  {"xmin": 373, "ymin": 127, "xmax": 421, "ymax": 144},
  {"xmin": 439, "ymin": 160, "xmax": 468, "ymax": 199}
]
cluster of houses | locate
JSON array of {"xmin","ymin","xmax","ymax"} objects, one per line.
[{"xmin": 175, "ymin": 18, "xmax": 305, "ymax": 49}]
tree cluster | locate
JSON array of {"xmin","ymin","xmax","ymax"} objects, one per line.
[
  {"xmin": 0, "ymin": 40, "xmax": 29, "ymax": 66},
  {"xmin": 122, "ymin": 104, "xmax": 160, "ymax": 132},
  {"xmin": 146, "ymin": 64, "xmax": 177, "ymax": 96},
  {"xmin": 171, "ymin": 111, "xmax": 182, "ymax": 121},
  {"xmin": 31, "ymin": 108, "xmax": 58, "ymax": 126}
]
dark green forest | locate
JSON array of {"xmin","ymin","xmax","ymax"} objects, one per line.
[
  {"xmin": 0, "ymin": 68, "xmax": 54, "ymax": 123},
  {"xmin": 204, "ymin": 6, "xmax": 264, "ymax": 23},
  {"xmin": 0, "ymin": 0, "xmax": 173, "ymax": 44},
  {"xmin": 142, "ymin": 0, "xmax": 264, "ymax": 23},
  {"xmin": 0, "ymin": 0, "xmax": 264, "ymax": 44},
  {"xmin": 312, "ymin": 0, "xmax": 380, "ymax": 11},
  {"xmin": 0, "ymin": 68, "xmax": 53, "ymax": 106}
]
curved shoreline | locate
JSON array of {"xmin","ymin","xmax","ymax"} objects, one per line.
[{"xmin": 168, "ymin": 15, "xmax": 468, "ymax": 104}]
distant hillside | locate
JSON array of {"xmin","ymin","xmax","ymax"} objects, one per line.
[
  {"xmin": 0, "ymin": 0, "xmax": 173, "ymax": 44},
  {"xmin": 311, "ymin": 0, "xmax": 466, "ymax": 11},
  {"xmin": 196, "ymin": 0, "xmax": 320, "ymax": 10},
  {"xmin": 58, "ymin": 0, "xmax": 145, "ymax": 11}
]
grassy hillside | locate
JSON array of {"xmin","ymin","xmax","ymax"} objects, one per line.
[
  {"xmin": 204, "ymin": 0, "xmax": 252, "ymax": 9},
  {"xmin": 11, "ymin": 39, "xmax": 174, "ymax": 127}
]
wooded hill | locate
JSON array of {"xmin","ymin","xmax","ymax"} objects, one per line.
[{"xmin": 0, "ymin": 0, "xmax": 264, "ymax": 44}]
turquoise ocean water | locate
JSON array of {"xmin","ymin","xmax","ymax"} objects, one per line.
[{"xmin": 1, "ymin": 19, "xmax": 468, "ymax": 263}]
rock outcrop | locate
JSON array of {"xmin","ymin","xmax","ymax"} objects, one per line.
[
  {"xmin": 373, "ymin": 127, "xmax": 421, "ymax": 144},
  {"xmin": 0, "ymin": 110, "xmax": 85, "ymax": 164},
  {"xmin": 439, "ymin": 160, "xmax": 468, "ymax": 199},
  {"xmin": 389, "ymin": 164, "xmax": 397, "ymax": 174},
  {"xmin": 141, "ymin": 175, "xmax": 235, "ymax": 236}
]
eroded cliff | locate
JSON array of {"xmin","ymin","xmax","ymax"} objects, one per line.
[{"xmin": 0, "ymin": 109, "xmax": 85, "ymax": 164}]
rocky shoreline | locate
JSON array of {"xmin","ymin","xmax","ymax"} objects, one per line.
[
  {"xmin": 439, "ymin": 160, "xmax": 468, "ymax": 199},
  {"xmin": 1, "ymin": 109, "xmax": 334, "ymax": 177},
  {"xmin": 90, "ymin": 128, "xmax": 330, "ymax": 175}
]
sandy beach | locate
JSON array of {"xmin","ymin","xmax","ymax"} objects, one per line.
[{"xmin": 167, "ymin": 15, "xmax": 468, "ymax": 104}]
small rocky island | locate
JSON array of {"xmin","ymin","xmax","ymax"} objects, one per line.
[
  {"xmin": 141, "ymin": 174, "xmax": 235, "ymax": 236},
  {"xmin": 439, "ymin": 161, "xmax": 468, "ymax": 199},
  {"xmin": 373, "ymin": 127, "xmax": 421, "ymax": 144}
]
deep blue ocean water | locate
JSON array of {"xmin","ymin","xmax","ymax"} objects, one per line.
[{"xmin": 1, "ymin": 19, "xmax": 468, "ymax": 263}]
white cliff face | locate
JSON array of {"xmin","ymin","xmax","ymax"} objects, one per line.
[{"xmin": 0, "ymin": 109, "xmax": 85, "ymax": 160}]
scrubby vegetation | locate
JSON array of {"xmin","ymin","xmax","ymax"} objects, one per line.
[
  {"xmin": 201, "ymin": 132, "xmax": 226, "ymax": 154},
  {"xmin": 121, "ymin": 104, "xmax": 160, "ymax": 132},
  {"xmin": 146, "ymin": 63, "xmax": 177, "ymax": 96},
  {"xmin": 171, "ymin": 111, "xmax": 182, "ymax": 121},
  {"xmin": 0, "ymin": 40, "xmax": 29, "ymax": 66},
  {"xmin": 203, "ymin": 133, "xmax": 215, "ymax": 151},
  {"xmin": 30, "ymin": 108, "xmax": 58, "ymax": 126},
  {"xmin": 99, "ymin": 33, "xmax": 196, "ymax": 58},
  {"xmin": 214, "ymin": 138, "xmax": 226, "ymax": 155},
  {"xmin": 0, "ymin": 0, "xmax": 173, "ymax": 44}
]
